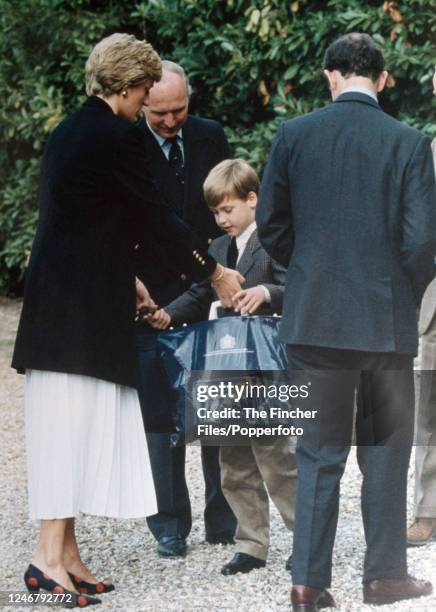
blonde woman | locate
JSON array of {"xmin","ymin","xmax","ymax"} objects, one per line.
[{"xmin": 13, "ymin": 33, "xmax": 242, "ymax": 607}]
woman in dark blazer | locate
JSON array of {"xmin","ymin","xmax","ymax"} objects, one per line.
[{"xmin": 13, "ymin": 33, "xmax": 242, "ymax": 607}]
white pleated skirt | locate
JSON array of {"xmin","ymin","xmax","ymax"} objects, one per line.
[{"xmin": 25, "ymin": 369, "xmax": 157, "ymax": 520}]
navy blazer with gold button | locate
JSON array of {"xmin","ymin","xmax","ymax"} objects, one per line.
[{"xmin": 12, "ymin": 97, "xmax": 216, "ymax": 389}]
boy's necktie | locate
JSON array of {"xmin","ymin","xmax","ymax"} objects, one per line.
[{"xmin": 227, "ymin": 237, "xmax": 238, "ymax": 269}]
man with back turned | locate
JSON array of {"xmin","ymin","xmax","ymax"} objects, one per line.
[{"xmin": 256, "ymin": 33, "xmax": 436, "ymax": 610}]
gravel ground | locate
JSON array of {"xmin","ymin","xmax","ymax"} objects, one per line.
[{"xmin": 0, "ymin": 296, "xmax": 435, "ymax": 611}]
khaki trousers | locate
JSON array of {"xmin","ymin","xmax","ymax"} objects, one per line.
[
  {"xmin": 415, "ymin": 319, "xmax": 436, "ymax": 518},
  {"xmin": 220, "ymin": 438, "xmax": 297, "ymax": 560}
]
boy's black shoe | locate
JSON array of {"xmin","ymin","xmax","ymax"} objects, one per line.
[{"xmin": 221, "ymin": 552, "xmax": 265, "ymax": 575}]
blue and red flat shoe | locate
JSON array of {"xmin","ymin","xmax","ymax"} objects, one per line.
[
  {"xmin": 68, "ymin": 572, "xmax": 115, "ymax": 595},
  {"xmin": 24, "ymin": 564, "xmax": 101, "ymax": 607}
]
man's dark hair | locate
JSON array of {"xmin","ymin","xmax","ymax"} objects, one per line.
[{"xmin": 323, "ymin": 33, "xmax": 384, "ymax": 82}]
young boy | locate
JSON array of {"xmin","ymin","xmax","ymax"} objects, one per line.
[{"xmin": 150, "ymin": 158, "xmax": 297, "ymax": 575}]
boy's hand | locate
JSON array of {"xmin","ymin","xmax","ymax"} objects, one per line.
[
  {"xmin": 136, "ymin": 278, "xmax": 158, "ymax": 313},
  {"xmin": 233, "ymin": 286, "xmax": 266, "ymax": 315},
  {"xmin": 145, "ymin": 308, "xmax": 172, "ymax": 330}
]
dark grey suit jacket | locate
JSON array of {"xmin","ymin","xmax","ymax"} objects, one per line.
[
  {"xmin": 166, "ymin": 229, "xmax": 285, "ymax": 326},
  {"xmin": 257, "ymin": 92, "xmax": 436, "ymax": 355}
]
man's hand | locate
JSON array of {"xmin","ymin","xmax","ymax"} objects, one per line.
[
  {"xmin": 211, "ymin": 265, "xmax": 245, "ymax": 308},
  {"xmin": 233, "ymin": 286, "xmax": 266, "ymax": 315},
  {"xmin": 145, "ymin": 308, "xmax": 172, "ymax": 330},
  {"xmin": 135, "ymin": 278, "xmax": 158, "ymax": 315}
]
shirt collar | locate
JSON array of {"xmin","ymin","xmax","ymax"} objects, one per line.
[
  {"xmin": 146, "ymin": 119, "xmax": 183, "ymax": 146},
  {"xmin": 340, "ymin": 86, "xmax": 378, "ymax": 102},
  {"xmin": 236, "ymin": 221, "xmax": 256, "ymax": 252}
]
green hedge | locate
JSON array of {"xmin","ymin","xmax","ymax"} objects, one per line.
[{"xmin": 1, "ymin": 0, "xmax": 435, "ymax": 295}]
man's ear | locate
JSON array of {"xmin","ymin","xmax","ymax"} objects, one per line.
[
  {"xmin": 376, "ymin": 70, "xmax": 389, "ymax": 93},
  {"xmin": 324, "ymin": 69, "xmax": 337, "ymax": 93}
]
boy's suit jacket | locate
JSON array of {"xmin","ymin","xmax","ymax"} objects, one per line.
[{"xmin": 165, "ymin": 229, "xmax": 286, "ymax": 326}]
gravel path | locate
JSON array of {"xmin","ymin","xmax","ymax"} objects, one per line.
[{"xmin": 0, "ymin": 297, "xmax": 435, "ymax": 611}]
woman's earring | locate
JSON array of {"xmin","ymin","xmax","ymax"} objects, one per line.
[{"xmin": 122, "ymin": 90, "xmax": 128, "ymax": 97}]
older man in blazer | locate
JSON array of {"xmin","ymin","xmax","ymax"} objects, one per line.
[
  {"xmin": 135, "ymin": 61, "xmax": 236, "ymax": 557},
  {"xmin": 256, "ymin": 33, "xmax": 436, "ymax": 610}
]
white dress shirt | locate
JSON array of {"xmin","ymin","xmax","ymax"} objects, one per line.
[{"xmin": 235, "ymin": 221, "xmax": 256, "ymax": 263}]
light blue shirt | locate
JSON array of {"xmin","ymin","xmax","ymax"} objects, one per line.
[
  {"xmin": 341, "ymin": 86, "xmax": 378, "ymax": 102},
  {"xmin": 146, "ymin": 120, "xmax": 185, "ymax": 161}
]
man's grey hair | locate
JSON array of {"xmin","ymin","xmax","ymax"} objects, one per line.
[{"xmin": 162, "ymin": 60, "xmax": 192, "ymax": 97}]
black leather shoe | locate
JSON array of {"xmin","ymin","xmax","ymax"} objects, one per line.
[
  {"xmin": 206, "ymin": 532, "xmax": 235, "ymax": 545},
  {"xmin": 157, "ymin": 536, "xmax": 187, "ymax": 558},
  {"xmin": 221, "ymin": 552, "xmax": 266, "ymax": 575},
  {"xmin": 285, "ymin": 554, "xmax": 292, "ymax": 573},
  {"xmin": 291, "ymin": 585, "xmax": 336, "ymax": 611}
]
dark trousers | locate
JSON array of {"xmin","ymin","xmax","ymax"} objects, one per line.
[
  {"xmin": 137, "ymin": 330, "xmax": 236, "ymax": 541},
  {"xmin": 287, "ymin": 345, "xmax": 414, "ymax": 589},
  {"xmin": 146, "ymin": 435, "xmax": 236, "ymax": 540}
]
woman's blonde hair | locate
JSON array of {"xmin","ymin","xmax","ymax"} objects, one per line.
[
  {"xmin": 203, "ymin": 159, "xmax": 260, "ymax": 209},
  {"xmin": 85, "ymin": 33, "xmax": 161, "ymax": 97}
]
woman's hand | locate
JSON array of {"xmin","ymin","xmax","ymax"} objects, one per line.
[
  {"xmin": 211, "ymin": 265, "xmax": 245, "ymax": 308},
  {"xmin": 233, "ymin": 286, "xmax": 266, "ymax": 315},
  {"xmin": 146, "ymin": 308, "xmax": 172, "ymax": 330}
]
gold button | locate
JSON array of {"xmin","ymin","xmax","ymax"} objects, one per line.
[
  {"xmin": 208, "ymin": 238, "xmax": 212, "ymax": 245},
  {"xmin": 181, "ymin": 274, "xmax": 187, "ymax": 280}
]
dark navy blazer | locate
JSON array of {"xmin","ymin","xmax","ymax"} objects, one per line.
[
  {"xmin": 12, "ymin": 97, "xmax": 215, "ymax": 388},
  {"xmin": 135, "ymin": 115, "xmax": 230, "ymax": 307}
]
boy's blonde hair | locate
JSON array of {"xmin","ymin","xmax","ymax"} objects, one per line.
[
  {"xmin": 203, "ymin": 158, "xmax": 259, "ymax": 209},
  {"xmin": 85, "ymin": 33, "xmax": 162, "ymax": 97}
]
